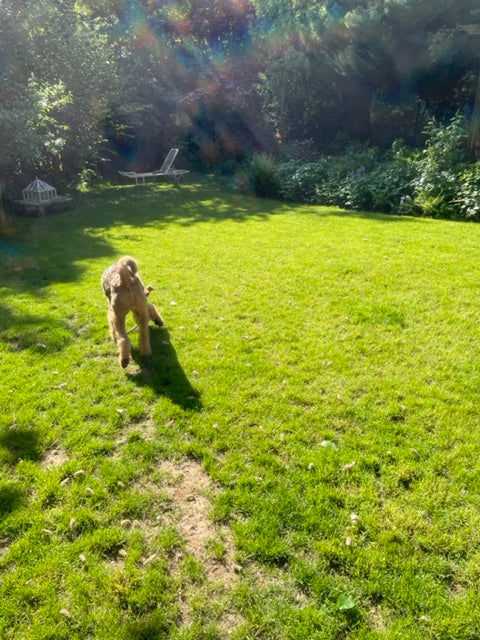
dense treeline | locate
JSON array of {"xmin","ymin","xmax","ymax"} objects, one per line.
[{"xmin": 1, "ymin": 0, "xmax": 479, "ymax": 206}]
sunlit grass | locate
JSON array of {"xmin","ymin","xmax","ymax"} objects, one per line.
[{"xmin": 1, "ymin": 179, "xmax": 480, "ymax": 638}]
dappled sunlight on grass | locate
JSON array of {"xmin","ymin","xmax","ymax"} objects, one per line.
[{"xmin": 77, "ymin": 179, "xmax": 292, "ymax": 228}]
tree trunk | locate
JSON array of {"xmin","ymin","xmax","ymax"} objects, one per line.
[
  {"xmin": 468, "ymin": 70, "xmax": 480, "ymax": 159},
  {"xmin": 342, "ymin": 78, "xmax": 373, "ymax": 142},
  {"xmin": 0, "ymin": 180, "xmax": 7, "ymax": 226}
]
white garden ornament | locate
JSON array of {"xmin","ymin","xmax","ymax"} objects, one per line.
[{"xmin": 22, "ymin": 177, "xmax": 57, "ymax": 204}]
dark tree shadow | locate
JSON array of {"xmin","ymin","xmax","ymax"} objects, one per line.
[
  {"xmin": 0, "ymin": 304, "xmax": 74, "ymax": 352},
  {"xmin": 0, "ymin": 483, "xmax": 25, "ymax": 517},
  {"xmin": 127, "ymin": 327, "xmax": 201, "ymax": 410},
  {"xmin": 0, "ymin": 427, "xmax": 43, "ymax": 465},
  {"xmin": 299, "ymin": 204, "xmax": 432, "ymax": 223}
]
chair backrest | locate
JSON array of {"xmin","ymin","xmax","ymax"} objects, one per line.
[{"xmin": 159, "ymin": 148, "xmax": 179, "ymax": 173}]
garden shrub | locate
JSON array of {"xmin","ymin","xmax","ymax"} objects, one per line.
[
  {"xmin": 410, "ymin": 114, "xmax": 468, "ymax": 218},
  {"xmin": 277, "ymin": 160, "xmax": 329, "ymax": 203},
  {"xmin": 276, "ymin": 142, "xmax": 415, "ymax": 212},
  {"xmin": 367, "ymin": 141, "xmax": 418, "ymax": 213},
  {"xmin": 247, "ymin": 153, "xmax": 281, "ymax": 198},
  {"xmin": 455, "ymin": 162, "xmax": 480, "ymax": 221},
  {"xmin": 248, "ymin": 115, "xmax": 478, "ymax": 221}
]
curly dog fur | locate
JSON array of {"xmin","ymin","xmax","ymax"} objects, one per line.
[{"xmin": 101, "ymin": 256, "xmax": 164, "ymax": 367}]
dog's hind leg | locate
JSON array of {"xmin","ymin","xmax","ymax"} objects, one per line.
[
  {"xmin": 148, "ymin": 303, "xmax": 164, "ymax": 327},
  {"xmin": 134, "ymin": 309, "xmax": 152, "ymax": 356}
]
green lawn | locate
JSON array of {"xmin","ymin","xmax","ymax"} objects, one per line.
[{"xmin": 1, "ymin": 179, "xmax": 480, "ymax": 639}]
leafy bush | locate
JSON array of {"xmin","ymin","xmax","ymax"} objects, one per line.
[
  {"xmin": 251, "ymin": 114, "xmax": 478, "ymax": 222},
  {"xmin": 277, "ymin": 142, "xmax": 416, "ymax": 212},
  {"xmin": 410, "ymin": 114, "xmax": 468, "ymax": 218},
  {"xmin": 455, "ymin": 162, "xmax": 480, "ymax": 221},
  {"xmin": 246, "ymin": 153, "xmax": 281, "ymax": 198},
  {"xmin": 277, "ymin": 160, "xmax": 329, "ymax": 203}
]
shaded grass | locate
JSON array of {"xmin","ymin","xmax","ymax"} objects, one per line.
[{"xmin": 1, "ymin": 179, "xmax": 480, "ymax": 637}]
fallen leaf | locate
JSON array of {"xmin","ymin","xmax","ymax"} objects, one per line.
[
  {"xmin": 341, "ymin": 461, "xmax": 356, "ymax": 472},
  {"xmin": 320, "ymin": 440, "xmax": 339, "ymax": 450},
  {"xmin": 143, "ymin": 553, "xmax": 158, "ymax": 566},
  {"xmin": 337, "ymin": 594, "xmax": 355, "ymax": 611}
]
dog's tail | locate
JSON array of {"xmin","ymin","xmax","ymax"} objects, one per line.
[{"xmin": 117, "ymin": 256, "xmax": 138, "ymax": 288}]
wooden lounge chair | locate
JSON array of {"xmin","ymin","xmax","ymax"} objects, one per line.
[{"xmin": 119, "ymin": 148, "xmax": 189, "ymax": 184}]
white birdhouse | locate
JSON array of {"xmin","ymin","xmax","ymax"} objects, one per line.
[{"xmin": 22, "ymin": 178, "xmax": 57, "ymax": 204}]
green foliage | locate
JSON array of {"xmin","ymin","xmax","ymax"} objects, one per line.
[
  {"xmin": 456, "ymin": 162, "xmax": 480, "ymax": 221},
  {"xmin": 268, "ymin": 115, "xmax": 479, "ymax": 221},
  {"xmin": 410, "ymin": 114, "xmax": 468, "ymax": 218},
  {"xmin": 276, "ymin": 141, "xmax": 416, "ymax": 213},
  {"xmin": 246, "ymin": 153, "xmax": 282, "ymax": 198},
  {"xmin": 276, "ymin": 159, "xmax": 329, "ymax": 203},
  {"xmin": 1, "ymin": 0, "xmax": 479, "ymax": 190}
]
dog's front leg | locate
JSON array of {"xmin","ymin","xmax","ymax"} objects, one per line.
[
  {"xmin": 110, "ymin": 309, "xmax": 131, "ymax": 367},
  {"xmin": 134, "ymin": 309, "xmax": 152, "ymax": 356}
]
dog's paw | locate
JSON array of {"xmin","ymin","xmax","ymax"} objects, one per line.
[
  {"xmin": 121, "ymin": 358, "xmax": 130, "ymax": 368},
  {"xmin": 154, "ymin": 318, "xmax": 164, "ymax": 327}
]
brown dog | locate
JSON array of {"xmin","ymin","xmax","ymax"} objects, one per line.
[{"xmin": 101, "ymin": 256, "xmax": 163, "ymax": 367}]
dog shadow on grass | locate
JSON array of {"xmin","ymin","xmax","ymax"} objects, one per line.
[{"xmin": 127, "ymin": 327, "xmax": 201, "ymax": 410}]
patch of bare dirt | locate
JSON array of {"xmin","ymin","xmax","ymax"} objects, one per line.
[
  {"xmin": 161, "ymin": 459, "xmax": 239, "ymax": 585},
  {"xmin": 160, "ymin": 459, "xmax": 244, "ymax": 634},
  {"xmin": 367, "ymin": 604, "xmax": 389, "ymax": 632},
  {"xmin": 42, "ymin": 448, "xmax": 69, "ymax": 468}
]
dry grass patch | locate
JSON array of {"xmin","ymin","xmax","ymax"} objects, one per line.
[
  {"xmin": 161, "ymin": 460, "xmax": 238, "ymax": 579},
  {"xmin": 161, "ymin": 459, "xmax": 244, "ymax": 633},
  {"xmin": 41, "ymin": 447, "xmax": 69, "ymax": 468}
]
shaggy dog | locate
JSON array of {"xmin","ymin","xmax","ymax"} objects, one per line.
[{"xmin": 101, "ymin": 256, "xmax": 163, "ymax": 367}]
